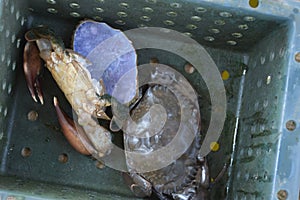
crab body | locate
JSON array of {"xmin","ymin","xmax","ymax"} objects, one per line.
[
  {"xmin": 23, "ymin": 22, "xmax": 137, "ymax": 158},
  {"xmin": 121, "ymin": 65, "xmax": 210, "ymax": 199}
]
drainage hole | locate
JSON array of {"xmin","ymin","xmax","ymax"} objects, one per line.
[
  {"xmin": 277, "ymin": 189, "xmax": 288, "ymax": 200},
  {"xmin": 58, "ymin": 153, "xmax": 68, "ymax": 163},
  {"xmin": 27, "ymin": 110, "xmax": 38, "ymax": 121},
  {"xmin": 286, "ymin": 120, "xmax": 296, "ymax": 131},
  {"xmin": 21, "ymin": 147, "xmax": 32, "ymax": 157},
  {"xmin": 184, "ymin": 63, "xmax": 195, "ymax": 74},
  {"xmin": 295, "ymin": 52, "xmax": 300, "ymax": 62},
  {"xmin": 249, "ymin": 0, "xmax": 259, "ymax": 8}
]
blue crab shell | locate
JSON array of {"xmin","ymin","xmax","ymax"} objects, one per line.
[{"xmin": 73, "ymin": 20, "xmax": 137, "ymax": 104}]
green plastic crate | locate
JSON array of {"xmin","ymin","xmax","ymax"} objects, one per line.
[{"xmin": 0, "ymin": 0, "xmax": 300, "ymax": 199}]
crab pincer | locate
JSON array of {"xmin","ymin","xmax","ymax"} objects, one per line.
[
  {"xmin": 53, "ymin": 96, "xmax": 97, "ymax": 155},
  {"xmin": 23, "ymin": 41, "xmax": 44, "ymax": 104}
]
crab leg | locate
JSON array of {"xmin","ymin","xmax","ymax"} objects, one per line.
[{"xmin": 23, "ymin": 41, "xmax": 44, "ymax": 104}]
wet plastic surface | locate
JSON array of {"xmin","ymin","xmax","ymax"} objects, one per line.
[{"xmin": 0, "ymin": 0, "xmax": 299, "ymax": 199}]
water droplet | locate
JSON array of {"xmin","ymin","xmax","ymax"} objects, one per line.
[
  {"xmin": 209, "ymin": 28, "xmax": 220, "ymax": 34},
  {"xmin": 263, "ymin": 100, "xmax": 268, "ymax": 108},
  {"xmin": 142, "ymin": 7, "xmax": 153, "ymax": 13},
  {"xmin": 5, "ymin": 30, "xmax": 10, "ymax": 38},
  {"xmin": 16, "ymin": 10, "xmax": 20, "ymax": 20},
  {"xmin": 69, "ymin": 3, "xmax": 80, "ymax": 9},
  {"xmin": 183, "ymin": 32, "xmax": 192, "ymax": 37},
  {"xmin": 119, "ymin": 2, "xmax": 129, "ymax": 9},
  {"xmin": 219, "ymin": 11, "xmax": 232, "ymax": 17},
  {"xmin": 247, "ymin": 148, "xmax": 253, "ymax": 156},
  {"xmin": 1, "ymin": 53, "xmax": 5, "ymax": 62},
  {"xmin": 279, "ymin": 47, "xmax": 286, "ymax": 57},
  {"xmin": 254, "ymin": 101, "xmax": 259, "ymax": 110},
  {"xmin": 11, "ymin": 34, "xmax": 16, "ymax": 43},
  {"xmin": 46, "ymin": 0, "xmax": 57, "ymax": 5},
  {"xmin": 170, "ymin": 2, "xmax": 182, "ymax": 8},
  {"xmin": 47, "ymin": 8, "xmax": 58, "ymax": 14},
  {"xmin": 214, "ymin": 19, "xmax": 225, "ymax": 25},
  {"xmin": 94, "ymin": 7, "xmax": 104, "ymax": 12},
  {"xmin": 46, "ymin": 0, "xmax": 56, "ymax": 4},
  {"xmin": 251, "ymin": 124, "xmax": 257, "ymax": 133},
  {"xmin": 166, "ymin": 11, "xmax": 177, "ymax": 17},
  {"xmin": 195, "ymin": 7, "xmax": 207, "ymax": 13},
  {"xmin": 232, "ymin": 32, "xmax": 243, "ymax": 38},
  {"xmin": 117, "ymin": 11, "xmax": 128, "ymax": 17},
  {"xmin": 238, "ymin": 24, "xmax": 249, "ymax": 30},
  {"xmin": 12, "ymin": 61, "xmax": 16, "ymax": 71},
  {"xmin": 137, "ymin": 24, "xmax": 147, "ymax": 28},
  {"xmin": 227, "ymin": 40, "xmax": 237, "ymax": 45},
  {"xmin": 6, "ymin": 58, "xmax": 11, "ymax": 66},
  {"xmin": 163, "ymin": 20, "xmax": 174, "ymax": 26},
  {"xmin": 7, "ymin": 84, "xmax": 12, "ymax": 94},
  {"xmin": 70, "ymin": 12, "xmax": 80, "ymax": 17},
  {"xmin": 10, "ymin": 4, "xmax": 15, "ymax": 14},
  {"xmin": 191, "ymin": 16, "xmax": 201, "ymax": 22},
  {"xmin": 244, "ymin": 16, "xmax": 256, "ymax": 21},
  {"xmin": 186, "ymin": 24, "xmax": 197, "ymax": 30},
  {"xmin": 204, "ymin": 36, "xmax": 215, "ymax": 42},
  {"xmin": 266, "ymin": 75, "xmax": 271, "ymax": 85},
  {"xmin": 257, "ymin": 79, "xmax": 262, "ymax": 88},
  {"xmin": 270, "ymin": 51, "xmax": 275, "ymax": 61},
  {"xmin": 115, "ymin": 19, "xmax": 126, "ymax": 25},
  {"xmin": 140, "ymin": 15, "xmax": 151, "ymax": 22},
  {"xmin": 3, "ymin": 107, "xmax": 7, "ymax": 117},
  {"xmin": 2, "ymin": 80, "xmax": 7, "ymax": 91},
  {"xmin": 260, "ymin": 56, "xmax": 265, "ymax": 64},
  {"xmin": 16, "ymin": 38, "xmax": 21, "ymax": 48},
  {"xmin": 93, "ymin": 16, "xmax": 103, "ymax": 21},
  {"xmin": 145, "ymin": 0, "xmax": 157, "ymax": 4}
]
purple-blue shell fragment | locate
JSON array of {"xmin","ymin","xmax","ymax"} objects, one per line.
[{"xmin": 73, "ymin": 21, "xmax": 137, "ymax": 104}]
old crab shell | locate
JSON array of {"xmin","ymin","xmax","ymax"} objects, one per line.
[{"xmin": 73, "ymin": 20, "xmax": 138, "ymax": 105}]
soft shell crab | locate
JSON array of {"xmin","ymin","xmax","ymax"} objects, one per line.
[{"xmin": 23, "ymin": 21, "xmax": 138, "ymax": 158}]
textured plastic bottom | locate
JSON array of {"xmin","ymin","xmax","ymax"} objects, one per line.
[{"xmin": 0, "ymin": 0, "xmax": 297, "ymax": 199}]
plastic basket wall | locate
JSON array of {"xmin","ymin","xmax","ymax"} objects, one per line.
[{"xmin": 0, "ymin": 0, "xmax": 300, "ymax": 199}]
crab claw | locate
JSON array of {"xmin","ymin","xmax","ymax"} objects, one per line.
[
  {"xmin": 23, "ymin": 41, "xmax": 44, "ymax": 104},
  {"xmin": 53, "ymin": 97, "xmax": 97, "ymax": 155}
]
